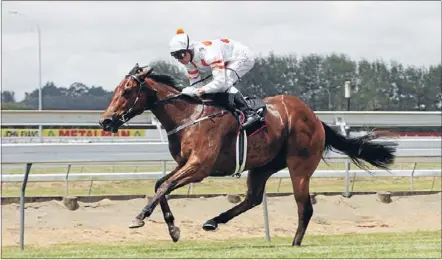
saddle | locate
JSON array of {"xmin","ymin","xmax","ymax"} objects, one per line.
[
  {"xmin": 200, "ymin": 95, "xmax": 267, "ymax": 136},
  {"xmin": 233, "ymin": 96, "xmax": 267, "ymax": 136}
]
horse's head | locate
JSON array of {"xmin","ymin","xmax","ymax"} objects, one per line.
[{"xmin": 99, "ymin": 63, "xmax": 158, "ymax": 133}]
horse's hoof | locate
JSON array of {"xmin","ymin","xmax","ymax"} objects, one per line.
[
  {"xmin": 292, "ymin": 240, "xmax": 302, "ymax": 247},
  {"xmin": 129, "ymin": 218, "xmax": 145, "ymax": 228},
  {"xmin": 202, "ymin": 219, "xmax": 218, "ymax": 231},
  {"xmin": 170, "ymin": 226, "xmax": 181, "ymax": 242}
]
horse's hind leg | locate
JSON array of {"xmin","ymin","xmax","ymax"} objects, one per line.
[
  {"xmin": 287, "ymin": 154, "xmax": 321, "ymax": 246},
  {"xmin": 202, "ymin": 155, "xmax": 285, "ymax": 231},
  {"xmin": 202, "ymin": 167, "xmax": 274, "ymax": 230}
]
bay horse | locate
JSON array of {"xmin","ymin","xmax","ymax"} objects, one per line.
[{"xmin": 99, "ymin": 64, "xmax": 397, "ymax": 246}]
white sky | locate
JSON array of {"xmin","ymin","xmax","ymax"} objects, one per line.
[{"xmin": 1, "ymin": 1, "xmax": 441, "ymax": 101}]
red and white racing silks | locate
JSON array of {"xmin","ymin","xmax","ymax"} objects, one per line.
[{"xmin": 184, "ymin": 38, "xmax": 255, "ymax": 94}]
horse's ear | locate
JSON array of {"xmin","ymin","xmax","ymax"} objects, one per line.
[
  {"xmin": 145, "ymin": 67, "xmax": 154, "ymax": 75},
  {"xmin": 128, "ymin": 63, "xmax": 140, "ymax": 75},
  {"xmin": 136, "ymin": 67, "xmax": 154, "ymax": 79}
]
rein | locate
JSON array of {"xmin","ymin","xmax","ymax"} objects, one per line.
[
  {"xmin": 166, "ymin": 110, "xmax": 227, "ymax": 136},
  {"xmin": 122, "ymin": 73, "xmax": 227, "ymax": 136}
]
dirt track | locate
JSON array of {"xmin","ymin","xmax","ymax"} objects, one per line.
[{"xmin": 2, "ymin": 193, "xmax": 441, "ymax": 246}]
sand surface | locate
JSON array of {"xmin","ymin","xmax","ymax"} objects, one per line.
[{"xmin": 2, "ymin": 193, "xmax": 441, "ymax": 246}]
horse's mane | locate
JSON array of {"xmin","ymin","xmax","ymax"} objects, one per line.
[
  {"xmin": 128, "ymin": 66, "xmax": 208, "ymax": 105},
  {"xmin": 127, "ymin": 64, "xmax": 182, "ymax": 92},
  {"xmin": 146, "ymin": 72, "xmax": 217, "ymax": 106},
  {"xmin": 147, "ymin": 74, "xmax": 182, "ymax": 92}
]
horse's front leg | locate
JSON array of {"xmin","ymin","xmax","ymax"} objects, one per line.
[
  {"xmin": 128, "ymin": 157, "xmax": 212, "ymax": 234},
  {"xmin": 151, "ymin": 166, "xmax": 182, "ymax": 242}
]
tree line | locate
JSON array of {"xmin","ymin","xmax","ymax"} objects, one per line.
[{"xmin": 2, "ymin": 53, "xmax": 441, "ymax": 111}]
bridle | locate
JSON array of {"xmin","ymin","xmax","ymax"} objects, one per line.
[
  {"xmin": 120, "ymin": 74, "xmax": 150, "ymax": 123},
  {"xmin": 120, "ymin": 71, "xmax": 206, "ymax": 125},
  {"xmin": 116, "ymin": 66, "xmax": 228, "ymax": 136}
]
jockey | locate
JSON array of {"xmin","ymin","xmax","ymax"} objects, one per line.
[{"xmin": 168, "ymin": 28, "xmax": 261, "ymax": 129}]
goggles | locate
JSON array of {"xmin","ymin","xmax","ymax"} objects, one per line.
[{"xmin": 171, "ymin": 50, "xmax": 187, "ymax": 60}]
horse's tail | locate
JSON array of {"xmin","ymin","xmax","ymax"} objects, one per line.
[{"xmin": 321, "ymin": 121, "xmax": 397, "ymax": 170}]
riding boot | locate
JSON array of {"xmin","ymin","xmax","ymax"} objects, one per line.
[{"xmin": 232, "ymin": 92, "xmax": 261, "ymax": 128}]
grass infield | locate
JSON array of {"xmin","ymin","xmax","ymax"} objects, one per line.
[{"xmin": 2, "ymin": 230, "xmax": 440, "ymax": 258}]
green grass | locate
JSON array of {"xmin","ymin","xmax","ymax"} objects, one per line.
[{"xmin": 2, "ymin": 231, "xmax": 441, "ymax": 258}]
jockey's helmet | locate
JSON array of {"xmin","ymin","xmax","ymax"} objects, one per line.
[{"xmin": 169, "ymin": 28, "xmax": 191, "ymax": 59}]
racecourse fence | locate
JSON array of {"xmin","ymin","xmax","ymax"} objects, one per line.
[
  {"xmin": 2, "ymin": 110, "xmax": 441, "ymax": 126},
  {"xmin": 2, "ymin": 138, "xmax": 441, "ymax": 184},
  {"xmin": 1, "ymin": 110, "xmax": 441, "ymax": 144}
]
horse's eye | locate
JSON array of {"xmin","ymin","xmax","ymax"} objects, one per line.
[{"xmin": 122, "ymin": 88, "xmax": 132, "ymax": 98}]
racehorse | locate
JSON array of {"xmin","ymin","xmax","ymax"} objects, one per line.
[{"xmin": 99, "ymin": 64, "xmax": 397, "ymax": 246}]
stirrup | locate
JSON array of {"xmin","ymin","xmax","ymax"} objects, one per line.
[{"xmin": 242, "ymin": 114, "xmax": 260, "ymax": 128}]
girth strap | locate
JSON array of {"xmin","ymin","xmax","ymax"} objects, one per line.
[{"xmin": 233, "ymin": 130, "xmax": 248, "ymax": 176}]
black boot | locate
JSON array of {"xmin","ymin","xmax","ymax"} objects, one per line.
[{"xmin": 232, "ymin": 92, "xmax": 261, "ymax": 128}]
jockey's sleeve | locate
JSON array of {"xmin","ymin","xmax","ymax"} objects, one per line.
[
  {"xmin": 202, "ymin": 48, "xmax": 227, "ymax": 93},
  {"xmin": 185, "ymin": 62, "xmax": 202, "ymax": 87}
]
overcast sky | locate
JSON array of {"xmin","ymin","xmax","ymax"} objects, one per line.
[{"xmin": 2, "ymin": 1, "xmax": 441, "ymax": 101}]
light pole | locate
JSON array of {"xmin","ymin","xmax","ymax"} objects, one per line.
[
  {"xmin": 325, "ymin": 88, "xmax": 332, "ymax": 110},
  {"xmin": 345, "ymin": 81, "xmax": 351, "ymax": 111},
  {"xmin": 325, "ymin": 85, "xmax": 343, "ymax": 111},
  {"xmin": 343, "ymin": 80, "xmax": 352, "ymax": 198},
  {"xmin": 8, "ymin": 10, "xmax": 42, "ymax": 111}
]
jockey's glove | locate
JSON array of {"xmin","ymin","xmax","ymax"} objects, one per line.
[{"xmin": 181, "ymin": 87, "xmax": 198, "ymax": 97}]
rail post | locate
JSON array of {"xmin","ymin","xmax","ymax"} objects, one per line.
[{"xmin": 20, "ymin": 163, "xmax": 33, "ymax": 252}]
